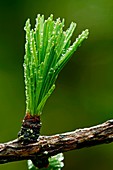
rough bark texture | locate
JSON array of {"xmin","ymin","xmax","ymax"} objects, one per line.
[{"xmin": 0, "ymin": 119, "xmax": 113, "ymax": 164}]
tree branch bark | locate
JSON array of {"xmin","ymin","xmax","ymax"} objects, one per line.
[{"xmin": 1, "ymin": 119, "xmax": 113, "ymax": 164}]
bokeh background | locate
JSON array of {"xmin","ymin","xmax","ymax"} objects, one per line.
[{"xmin": 0, "ymin": 0, "xmax": 113, "ymax": 170}]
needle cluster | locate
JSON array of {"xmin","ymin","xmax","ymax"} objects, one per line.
[{"xmin": 24, "ymin": 14, "xmax": 89, "ymax": 115}]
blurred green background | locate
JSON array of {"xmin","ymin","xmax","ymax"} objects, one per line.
[{"xmin": 0, "ymin": 0, "xmax": 113, "ymax": 170}]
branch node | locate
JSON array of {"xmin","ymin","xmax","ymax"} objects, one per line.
[{"xmin": 18, "ymin": 113, "xmax": 41, "ymax": 144}]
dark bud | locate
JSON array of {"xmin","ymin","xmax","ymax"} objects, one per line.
[
  {"xmin": 18, "ymin": 113, "xmax": 41, "ymax": 144},
  {"xmin": 32, "ymin": 157, "xmax": 49, "ymax": 169}
]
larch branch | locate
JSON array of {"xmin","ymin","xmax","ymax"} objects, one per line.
[{"xmin": 0, "ymin": 119, "xmax": 113, "ymax": 164}]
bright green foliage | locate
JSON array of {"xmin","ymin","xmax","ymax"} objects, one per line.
[
  {"xmin": 28, "ymin": 153, "xmax": 64, "ymax": 170},
  {"xmin": 24, "ymin": 14, "xmax": 89, "ymax": 115}
]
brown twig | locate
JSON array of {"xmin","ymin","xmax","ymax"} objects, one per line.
[{"xmin": 0, "ymin": 119, "xmax": 113, "ymax": 164}]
